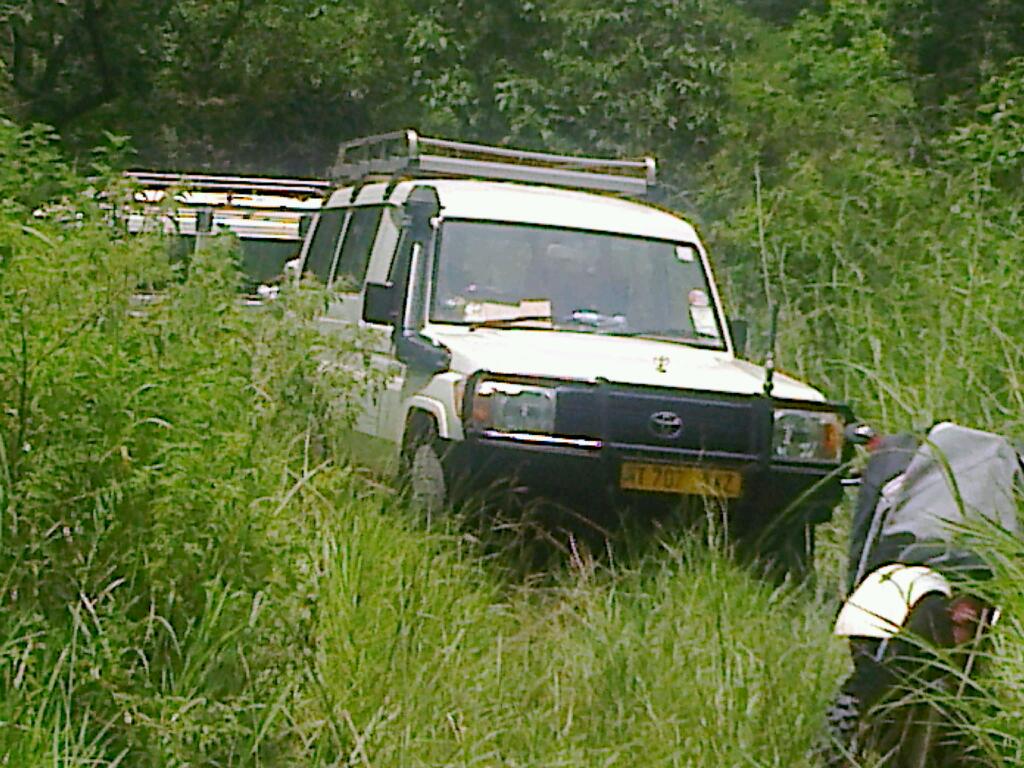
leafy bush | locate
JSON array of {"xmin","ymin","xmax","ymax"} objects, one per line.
[
  {"xmin": 702, "ymin": 3, "xmax": 1024, "ymax": 436},
  {"xmin": 698, "ymin": 7, "xmax": 1024, "ymax": 762},
  {"xmin": 0, "ymin": 118, "xmax": 374, "ymax": 763}
]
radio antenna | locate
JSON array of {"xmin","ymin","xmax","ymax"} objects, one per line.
[{"xmin": 763, "ymin": 304, "xmax": 779, "ymax": 397}]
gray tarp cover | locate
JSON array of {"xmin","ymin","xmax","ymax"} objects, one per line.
[{"xmin": 855, "ymin": 422, "xmax": 1023, "ymax": 583}]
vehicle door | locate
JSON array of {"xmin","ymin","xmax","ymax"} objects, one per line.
[
  {"xmin": 371, "ymin": 222, "xmax": 415, "ymax": 452},
  {"xmin": 299, "ymin": 204, "xmax": 380, "ymax": 444},
  {"xmin": 323, "ymin": 205, "xmax": 387, "ymax": 439}
]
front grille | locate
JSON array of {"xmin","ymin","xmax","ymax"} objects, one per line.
[{"xmin": 555, "ymin": 383, "xmax": 767, "ymax": 459}]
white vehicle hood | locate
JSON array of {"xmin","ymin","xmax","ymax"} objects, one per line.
[{"xmin": 426, "ymin": 326, "xmax": 826, "ymax": 402}]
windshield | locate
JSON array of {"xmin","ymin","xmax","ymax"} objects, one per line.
[{"xmin": 429, "ymin": 221, "xmax": 724, "ymax": 347}]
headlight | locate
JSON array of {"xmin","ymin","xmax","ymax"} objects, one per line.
[
  {"xmin": 470, "ymin": 380, "xmax": 557, "ymax": 434},
  {"xmin": 772, "ymin": 409, "xmax": 844, "ymax": 462}
]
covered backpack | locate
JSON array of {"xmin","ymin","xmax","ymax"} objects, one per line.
[{"xmin": 846, "ymin": 422, "xmax": 1024, "ymax": 594}]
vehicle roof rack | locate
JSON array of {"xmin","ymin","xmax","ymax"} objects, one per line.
[
  {"xmin": 125, "ymin": 170, "xmax": 330, "ymax": 198},
  {"xmin": 122, "ymin": 171, "xmax": 325, "ymax": 241},
  {"xmin": 331, "ymin": 130, "xmax": 658, "ymax": 199}
]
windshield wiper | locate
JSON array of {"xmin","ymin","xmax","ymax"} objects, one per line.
[
  {"xmin": 606, "ymin": 330, "xmax": 724, "ymax": 348},
  {"xmin": 468, "ymin": 314, "xmax": 553, "ymax": 331}
]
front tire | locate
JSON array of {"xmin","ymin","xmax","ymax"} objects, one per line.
[
  {"xmin": 736, "ymin": 520, "xmax": 816, "ymax": 583},
  {"xmin": 401, "ymin": 414, "xmax": 448, "ymax": 522}
]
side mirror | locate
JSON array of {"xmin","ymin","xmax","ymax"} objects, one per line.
[
  {"xmin": 844, "ymin": 422, "xmax": 877, "ymax": 446},
  {"xmin": 729, "ymin": 317, "xmax": 748, "ymax": 356},
  {"xmin": 363, "ymin": 281, "xmax": 399, "ymax": 325},
  {"xmin": 195, "ymin": 207, "xmax": 214, "ymax": 235}
]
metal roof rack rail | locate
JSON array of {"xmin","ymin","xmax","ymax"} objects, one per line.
[
  {"xmin": 331, "ymin": 129, "xmax": 658, "ymax": 199},
  {"xmin": 122, "ymin": 170, "xmax": 324, "ymax": 241},
  {"xmin": 125, "ymin": 170, "xmax": 331, "ymax": 198}
]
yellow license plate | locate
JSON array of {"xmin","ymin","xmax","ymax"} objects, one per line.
[{"xmin": 619, "ymin": 462, "xmax": 743, "ymax": 498}]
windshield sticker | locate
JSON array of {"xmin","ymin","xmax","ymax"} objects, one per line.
[
  {"xmin": 675, "ymin": 245, "xmax": 696, "ymax": 262},
  {"xmin": 463, "ymin": 302, "xmax": 486, "ymax": 322},
  {"xmin": 570, "ymin": 309, "xmax": 626, "ymax": 329},
  {"xmin": 463, "ymin": 299, "xmax": 552, "ymax": 325},
  {"xmin": 520, "ymin": 299, "xmax": 552, "ymax": 317},
  {"xmin": 688, "ymin": 289, "xmax": 719, "ymax": 337}
]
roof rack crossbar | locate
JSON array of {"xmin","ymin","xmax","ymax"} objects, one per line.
[
  {"xmin": 331, "ymin": 130, "xmax": 658, "ymax": 198},
  {"xmin": 417, "ymin": 136, "xmax": 649, "ymax": 170}
]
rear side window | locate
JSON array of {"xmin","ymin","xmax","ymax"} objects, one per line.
[
  {"xmin": 332, "ymin": 206, "xmax": 383, "ymax": 290},
  {"xmin": 304, "ymin": 209, "xmax": 345, "ymax": 283}
]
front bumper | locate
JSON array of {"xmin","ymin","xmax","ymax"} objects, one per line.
[
  {"xmin": 447, "ymin": 430, "xmax": 846, "ymax": 527},
  {"xmin": 452, "ymin": 375, "xmax": 850, "ymax": 529}
]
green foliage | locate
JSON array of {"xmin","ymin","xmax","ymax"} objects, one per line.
[
  {"xmin": 948, "ymin": 57, "xmax": 1024, "ymax": 181},
  {"xmin": 0, "ymin": 120, "xmax": 377, "ymax": 763},
  {"xmin": 2, "ymin": 0, "xmax": 178, "ymax": 128},
  {"xmin": 0, "ymin": 0, "xmax": 754, "ymax": 179},
  {"xmin": 7, "ymin": 0, "xmax": 1024, "ymax": 183},
  {"xmin": 885, "ymin": 0, "xmax": 1024, "ymax": 121},
  {"xmin": 4, "ymin": 1, "xmax": 1024, "ymax": 764},
  {"xmin": 0, "ymin": 117, "xmax": 74, "ymax": 212},
  {"xmin": 493, "ymin": 0, "xmax": 745, "ymax": 174},
  {"xmin": 702, "ymin": 3, "xmax": 1024, "ymax": 436},
  {"xmin": 959, "ymin": 525, "xmax": 1024, "ymax": 764}
]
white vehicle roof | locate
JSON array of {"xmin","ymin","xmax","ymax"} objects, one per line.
[
  {"xmin": 125, "ymin": 210, "xmax": 305, "ymax": 240},
  {"xmin": 135, "ymin": 189, "xmax": 323, "ymax": 212},
  {"xmin": 128, "ymin": 190, "xmax": 321, "ymax": 241},
  {"xmin": 326, "ymin": 179, "xmax": 700, "ymax": 243},
  {"xmin": 125, "ymin": 171, "xmax": 326, "ymax": 241}
]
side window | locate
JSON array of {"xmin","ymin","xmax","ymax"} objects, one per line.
[
  {"xmin": 332, "ymin": 206, "xmax": 383, "ymax": 290},
  {"xmin": 387, "ymin": 229, "xmax": 414, "ymax": 292},
  {"xmin": 382, "ymin": 229, "xmax": 415, "ymax": 325},
  {"xmin": 304, "ymin": 209, "xmax": 346, "ymax": 283}
]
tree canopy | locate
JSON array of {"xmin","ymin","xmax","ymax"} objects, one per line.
[
  {"xmin": 4, "ymin": 0, "xmax": 1024, "ymax": 427},
  {"xmin": 4, "ymin": 0, "xmax": 1024, "ymax": 180}
]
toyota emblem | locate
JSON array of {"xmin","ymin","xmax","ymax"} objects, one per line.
[{"xmin": 649, "ymin": 411, "xmax": 683, "ymax": 439}]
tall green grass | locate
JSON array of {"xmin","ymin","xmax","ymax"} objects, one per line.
[
  {"xmin": 716, "ymin": 164, "xmax": 1024, "ymax": 439},
  {"xmin": 919, "ymin": 520, "xmax": 1024, "ymax": 767},
  {"xmin": 6, "ymin": 7, "xmax": 1024, "ymax": 758},
  {"xmin": 313, "ymin": 497, "xmax": 847, "ymax": 766},
  {"xmin": 705, "ymin": 3, "xmax": 1024, "ymax": 439},
  {"xmin": 0, "ymin": 119, "xmax": 378, "ymax": 764}
]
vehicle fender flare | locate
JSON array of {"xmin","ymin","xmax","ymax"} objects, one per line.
[{"xmin": 402, "ymin": 396, "xmax": 452, "ymax": 441}]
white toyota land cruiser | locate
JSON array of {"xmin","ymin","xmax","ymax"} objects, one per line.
[{"xmin": 295, "ymin": 131, "xmax": 850, "ymax": 572}]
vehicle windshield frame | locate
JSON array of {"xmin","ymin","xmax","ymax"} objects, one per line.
[{"xmin": 426, "ymin": 217, "xmax": 728, "ymax": 350}]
